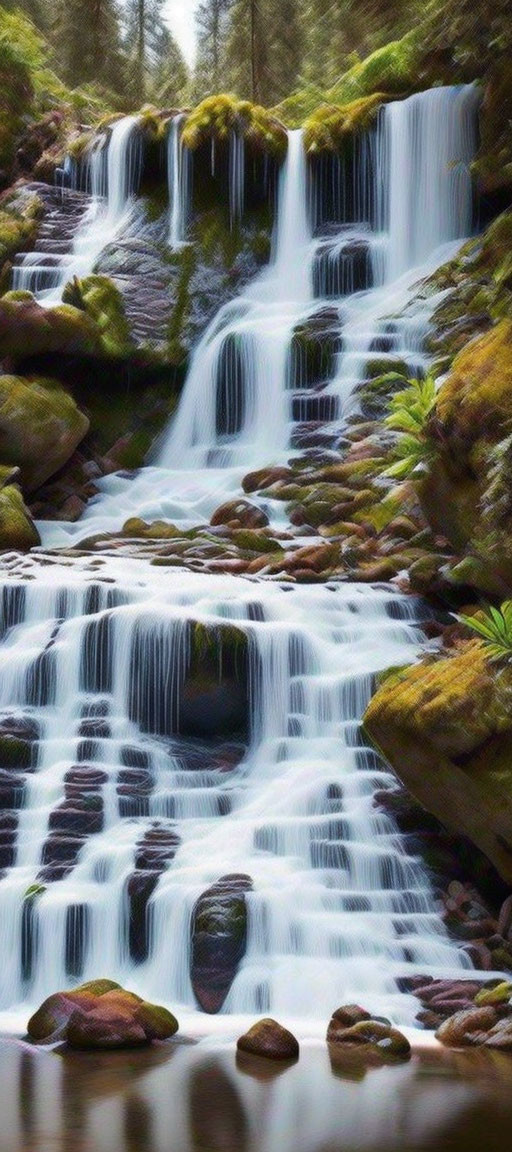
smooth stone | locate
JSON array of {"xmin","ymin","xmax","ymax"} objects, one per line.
[{"xmin": 237, "ymin": 1019, "xmax": 299, "ymax": 1061}]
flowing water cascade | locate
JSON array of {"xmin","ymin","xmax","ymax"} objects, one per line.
[
  {"xmin": 0, "ymin": 85, "xmax": 485, "ymax": 1034},
  {"xmin": 168, "ymin": 113, "xmax": 192, "ymax": 248},
  {"xmin": 0, "ymin": 559, "xmax": 470, "ymax": 1031},
  {"xmin": 12, "ymin": 116, "xmax": 142, "ymax": 304}
]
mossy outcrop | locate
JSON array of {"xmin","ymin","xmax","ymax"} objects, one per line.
[
  {"xmin": 303, "ymin": 95, "xmax": 386, "ymax": 153},
  {"xmin": 0, "ymin": 482, "xmax": 40, "ymax": 551},
  {"xmin": 364, "ymin": 641, "xmax": 512, "ymax": 885},
  {"xmin": 0, "ymin": 292, "xmax": 102, "ymax": 361},
  {"xmin": 420, "ymin": 319, "xmax": 512, "ymax": 592},
  {"xmin": 62, "ymin": 275, "xmax": 134, "ymax": 360},
  {"xmin": 183, "ymin": 95, "xmax": 287, "ymax": 159},
  {"xmin": 0, "ymin": 374, "xmax": 89, "ymax": 491}
]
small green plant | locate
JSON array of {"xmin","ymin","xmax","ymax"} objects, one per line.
[
  {"xmin": 383, "ymin": 375, "xmax": 437, "ymax": 479},
  {"xmin": 24, "ymin": 883, "xmax": 46, "ymax": 901},
  {"xmin": 459, "ymin": 600, "xmax": 512, "ymax": 662}
]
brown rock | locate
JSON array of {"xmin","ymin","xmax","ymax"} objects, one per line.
[
  {"xmin": 326, "ymin": 1004, "xmax": 371, "ymax": 1040},
  {"xmin": 436, "ymin": 1006, "xmax": 498, "ymax": 1047},
  {"xmin": 327, "ymin": 1019, "xmax": 411, "ymax": 1060},
  {"xmin": 237, "ymin": 1019, "xmax": 299, "ymax": 1061}
]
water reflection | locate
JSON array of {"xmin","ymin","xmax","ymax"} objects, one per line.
[{"xmin": 1, "ymin": 1039, "xmax": 512, "ymax": 1152}]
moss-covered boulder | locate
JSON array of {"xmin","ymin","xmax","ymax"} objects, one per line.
[
  {"xmin": 0, "ymin": 292, "xmax": 101, "ymax": 360},
  {"xmin": 419, "ymin": 319, "xmax": 512, "ymax": 591},
  {"xmin": 27, "ymin": 981, "xmax": 179, "ymax": 1048},
  {"xmin": 0, "ymin": 715, "xmax": 38, "ymax": 769},
  {"xmin": 62, "ymin": 275, "xmax": 134, "ymax": 360},
  {"xmin": 0, "ymin": 483, "xmax": 40, "ymax": 550},
  {"xmin": 191, "ymin": 873, "xmax": 253, "ymax": 1013},
  {"xmin": 364, "ymin": 641, "xmax": 512, "ymax": 884},
  {"xmin": 327, "ymin": 1018, "xmax": 411, "ymax": 1061},
  {"xmin": 27, "ymin": 979, "xmax": 122, "ymax": 1042},
  {"xmin": 0, "ymin": 375, "xmax": 89, "ymax": 490}
]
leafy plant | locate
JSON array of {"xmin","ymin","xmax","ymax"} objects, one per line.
[
  {"xmin": 459, "ymin": 600, "xmax": 512, "ymax": 662},
  {"xmin": 383, "ymin": 375, "xmax": 437, "ymax": 479}
]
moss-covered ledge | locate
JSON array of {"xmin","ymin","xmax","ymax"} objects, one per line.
[
  {"xmin": 364, "ymin": 641, "xmax": 512, "ymax": 885},
  {"xmin": 182, "ymin": 95, "xmax": 287, "ymax": 159}
]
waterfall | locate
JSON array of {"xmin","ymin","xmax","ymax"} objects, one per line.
[
  {"xmin": 385, "ymin": 85, "xmax": 480, "ymax": 282},
  {"xmin": 168, "ymin": 113, "xmax": 191, "ymax": 248},
  {"xmin": 229, "ymin": 130, "xmax": 245, "ymax": 230},
  {"xmin": 12, "ymin": 116, "xmax": 141, "ymax": 305},
  {"xmin": 0, "ymin": 559, "xmax": 470, "ymax": 1029},
  {"xmin": 0, "ymin": 86, "xmax": 487, "ymax": 1036}
]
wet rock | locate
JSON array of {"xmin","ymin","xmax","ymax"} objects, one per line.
[
  {"xmin": 210, "ymin": 499, "xmax": 269, "ymax": 530},
  {"xmin": 191, "ymin": 874, "xmax": 253, "ymax": 1013},
  {"xmin": 326, "ymin": 1004, "xmax": 371, "ymax": 1039},
  {"xmin": 327, "ymin": 1019, "xmax": 411, "ymax": 1060},
  {"xmin": 28, "ymin": 981, "xmax": 179, "ymax": 1048},
  {"xmin": 435, "ymin": 1006, "xmax": 498, "ymax": 1047},
  {"xmin": 27, "ymin": 979, "xmax": 122, "ymax": 1041},
  {"xmin": 474, "ymin": 981, "xmax": 512, "ymax": 1007},
  {"xmin": 0, "ymin": 715, "xmax": 38, "ymax": 770},
  {"xmin": 66, "ymin": 990, "xmax": 178, "ymax": 1050},
  {"xmin": 237, "ymin": 1018, "xmax": 299, "ymax": 1061}
]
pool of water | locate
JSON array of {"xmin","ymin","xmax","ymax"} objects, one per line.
[{"xmin": 1, "ymin": 1038, "xmax": 511, "ymax": 1152}]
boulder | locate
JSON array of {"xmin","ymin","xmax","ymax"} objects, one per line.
[
  {"xmin": 237, "ymin": 1019, "xmax": 299, "ymax": 1061},
  {"xmin": 0, "ymin": 484, "xmax": 40, "ymax": 550},
  {"xmin": 191, "ymin": 874, "xmax": 252, "ymax": 1013},
  {"xmin": 0, "ymin": 375, "xmax": 89, "ymax": 491},
  {"xmin": 0, "ymin": 293, "xmax": 101, "ymax": 360},
  {"xmin": 326, "ymin": 1004, "xmax": 371, "ymax": 1040},
  {"xmin": 27, "ymin": 979, "xmax": 122, "ymax": 1042},
  {"xmin": 0, "ymin": 715, "xmax": 38, "ymax": 769},
  {"xmin": 435, "ymin": 1006, "xmax": 498, "ymax": 1047},
  {"xmin": 327, "ymin": 1018, "xmax": 411, "ymax": 1060},
  {"xmin": 364, "ymin": 641, "xmax": 512, "ymax": 886},
  {"xmin": 210, "ymin": 499, "xmax": 269, "ymax": 530},
  {"xmin": 27, "ymin": 981, "xmax": 179, "ymax": 1048}
]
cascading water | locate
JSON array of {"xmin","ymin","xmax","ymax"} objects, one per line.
[
  {"xmin": 12, "ymin": 116, "xmax": 141, "ymax": 304},
  {"xmin": 168, "ymin": 113, "xmax": 191, "ymax": 248},
  {"xmin": 0, "ymin": 86, "xmax": 485, "ymax": 1035}
]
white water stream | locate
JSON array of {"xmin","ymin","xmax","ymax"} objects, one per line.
[{"xmin": 0, "ymin": 86, "xmax": 483, "ymax": 1035}]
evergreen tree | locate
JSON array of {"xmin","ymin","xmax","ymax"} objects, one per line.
[
  {"xmin": 193, "ymin": 0, "xmax": 233, "ymax": 98},
  {"xmin": 124, "ymin": 0, "xmax": 187, "ymax": 103},
  {"xmin": 223, "ymin": 0, "xmax": 303, "ymax": 105},
  {"xmin": 51, "ymin": 0, "xmax": 125, "ymax": 92}
]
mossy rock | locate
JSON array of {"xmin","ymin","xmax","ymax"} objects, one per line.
[
  {"xmin": 364, "ymin": 641, "xmax": 512, "ymax": 884},
  {"xmin": 436, "ymin": 320, "xmax": 512, "ymax": 449},
  {"xmin": 0, "ymin": 375, "xmax": 89, "ymax": 491},
  {"xmin": 191, "ymin": 874, "xmax": 253, "ymax": 1013},
  {"xmin": 182, "ymin": 95, "xmax": 287, "ymax": 159},
  {"xmin": 0, "ymin": 292, "xmax": 101, "ymax": 360},
  {"xmin": 0, "ymin": 483, "xmax": 40, "ymax": 550},
  {"xmin": 62, "ymin": 275, "xmax": 134, "ymax": 360},
  {"xmin": 304, "ymin": 95, "xmax": 387, "ymax": 153}
]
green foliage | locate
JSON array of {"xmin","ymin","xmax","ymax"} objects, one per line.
[
  {"xmin": 182, "ymin": 94, "xmax": 287, "ymax": 157},
  {"xmin": 459, "ymin": 602, "xmax": 512, "ymax": 663},
  {"xmin": 384, "ymin": 376, "xmax": 437, "ymax": 480}
]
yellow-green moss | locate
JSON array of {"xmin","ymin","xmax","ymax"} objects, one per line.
[
  {"xmin": 182, "ymin": 95, "xmax": 287, "ymax": 159},
  {"xmin": 304, "ymin": 95, "xmax": 386, "ymax": 153},
  {"xmin": 0, "ymin": 483, "xmax": 40, "ymax": 551},
  {"xmin": 364, "ymin": 640, "xmax": 512, "ymax": 883},
  {"xmin": 0, "ymin": 374, "xmax": 89, "ymax": 490},
  {"xmin": 436, "ymin": 320, "xmax": 512, "ymax": 447},
  {"xmin": 0, "ymin": 291, "xmax": 102, "ymax": 359},
  {"xmin": 62, "ymin": 275, "xmax": 134, "ymax": 359}
]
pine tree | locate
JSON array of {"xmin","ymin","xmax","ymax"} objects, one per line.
[
  {"xmin": 125, "ymin": 0, "xmax": 186, "ymax": 103},
  {"xmin": 51, "ymin": 0, "xmax": 125, "ymax": 92},
  {"xmin": 223, "ymin": 0, "xmax": 303, "ymax": 105},
  {"xmin": 193, "ymin": 0, "xmax": 233, "ymax": 98}
]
